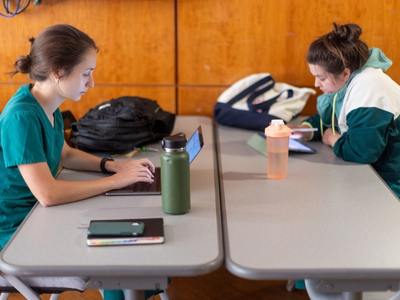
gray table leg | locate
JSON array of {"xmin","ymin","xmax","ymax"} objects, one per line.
[
  {"xmin": 49, "ymin": 294, "xmax": 60, "ymax": 300},
  {"xmin": 123, "ymin": 289, "xmax": 145, "ymax": 300},
  {"xmin": 342, "ymin": 292, "xmax": 362, "ymax": 300},
  {"xmin": 159, "ymin": 292, "xmax": 170, "ymax": 300},
  {"xmin": 306, "ymin": 280, "xmax": 365, "ymax": 300},
  {"xmin": 0, "ymin": 293, "xmax": 9, "ymax": 300},
  {"xmin": 305, "ymin": 279, "xmax": 343, "ymax": 300}
]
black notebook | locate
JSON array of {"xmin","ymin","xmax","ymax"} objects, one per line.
[{"xmin": 87, "ymin": 218, "xmax": 165, "ymax": 246}]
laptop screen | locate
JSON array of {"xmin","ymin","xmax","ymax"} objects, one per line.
[{"xmin": 186, "ymin": 126, "xmax": 204, "ymax": 163}]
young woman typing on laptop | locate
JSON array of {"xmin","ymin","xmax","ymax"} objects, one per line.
[{"xmin": 0, "ymin": 24, "xmax": 155, "ymax": 300}]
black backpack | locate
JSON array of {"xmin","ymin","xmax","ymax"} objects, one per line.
[{"xmin": 71, "ymin": 96, "xmax": 175, "ymax": 153}]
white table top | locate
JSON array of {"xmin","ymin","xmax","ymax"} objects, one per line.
[
  {"xmin": 0, "ymin": 116, "xmax": 223, "ymax": 277},
  {"xmin": 217, "ymin": 125, "xmax": 400, "ymax": 280}
]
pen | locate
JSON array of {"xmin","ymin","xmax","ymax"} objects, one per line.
[
  {"xmin": 139, "ymin": 146, "xmax": 159, "ymax": 152},
  {"xmin": 121, "ymin": 146, "xmax": 159, "ymax": 158},
  {"xmin": 123, "ymin": 148, "xmax": 140, "ymax": 158},
  {"xmin": 290, "ymin": 128, "xmax": 318, "ymax": 133}
]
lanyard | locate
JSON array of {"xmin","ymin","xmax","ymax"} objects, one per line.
[{"xmin": 319, "ymin": 93, "xmax": 338, "ymax": 136}]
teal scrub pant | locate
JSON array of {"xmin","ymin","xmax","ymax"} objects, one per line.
[{"xmin": 295, "ymin": 280, "xmax": 306, "ymax": 289}]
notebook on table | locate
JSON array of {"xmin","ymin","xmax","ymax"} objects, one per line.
[
  {"xmin": 87, "ymin": 217, "xmax": 164, "ymax": 246},
  {"xmin": 105, "ymin": 126, "xmax": 204, "ymax": 196}
]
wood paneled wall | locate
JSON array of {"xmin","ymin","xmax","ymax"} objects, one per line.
[
  {"xmin": 177, "ymin": 0, "xmax": 400, "ymax": 116},
  {"xmin": 0, "ymin": 0, "xmax": 399, "ymax": 118},
  {"xmin": 0, "ymin": 0, "xmax": 176, "ymax": 117}
]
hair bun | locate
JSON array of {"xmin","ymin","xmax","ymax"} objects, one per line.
[
  {"xmin": 14, "ymin": 55, "xmax": 32, "ymax": 74},
  {"xmin": 329, "ymin": 23, "xmax": 362, "ymax": 43}
]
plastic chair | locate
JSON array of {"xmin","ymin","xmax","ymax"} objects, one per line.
[{"xmin": 0, "ymin": 274, "xmax": 87, "ymax": 300}]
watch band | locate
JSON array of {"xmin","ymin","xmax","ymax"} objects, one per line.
[{"xmin": 100, "ymin": 157, "xmax": 114, "ymax": 174}]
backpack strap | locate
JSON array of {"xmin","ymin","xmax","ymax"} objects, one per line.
[
  {"xmin": 226, "ymin": 75, "xmax": 274, "ymax": 106},
  {"xmin": 248, "ymin": 88, "xmax": 294, "ymax": 113}
]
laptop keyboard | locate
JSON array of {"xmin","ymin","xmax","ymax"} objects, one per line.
[{"xmin": 119, "ymin": 167, "xmax": 161, "ymax": 193}]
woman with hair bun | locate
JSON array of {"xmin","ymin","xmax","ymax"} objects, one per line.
[
  {"xmin": 295, "ymin": 22, "xmax": 400, "ymax": 300},
  {"xmin": 0, "ymin": 24, "xmax": 157, "ymax": 300},
  {"xmin": 296, "ymin": 23, "xmax": 400, "ymax": 198}
]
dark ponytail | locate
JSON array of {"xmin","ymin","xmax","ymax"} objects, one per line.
[
  {"xmin": 12, "ymin": 24, "xmax": 98, "ymax": 81},
  {"xmin": 307, "ymin": 23, "xmax": 369, "ymax": 75}
]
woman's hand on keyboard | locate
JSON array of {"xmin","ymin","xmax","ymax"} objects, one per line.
[{"xmin": 109, "ymin": 159, "xmax": 155, "ymax": 188}]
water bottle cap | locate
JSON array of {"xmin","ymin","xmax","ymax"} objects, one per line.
[
  {"xmin": 270, "ymin": 119, "xmax": 284, "ymax": 126},
  {"xmin": 162, "ymin": 133, "xmax": 187, "ymax": 150},
  {"xmin": 265, "ymin": 119, "xmax": 291, "ymax": 138}
]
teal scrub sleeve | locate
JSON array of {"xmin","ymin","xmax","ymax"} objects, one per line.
[
  {"xmin": 333, "ymin": 107, "xmax": 394, "ymax": 163},
  {"xmin": 1, "ymin": 112, "xmax": 47, "ymax": 167}
]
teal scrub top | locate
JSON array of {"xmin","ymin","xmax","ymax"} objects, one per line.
[{"xmin": 0, "ymin": 84, "xmax": 64, "ymax": 249}]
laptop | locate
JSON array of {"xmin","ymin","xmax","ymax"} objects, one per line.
[{"xmin": 105, "ymin": 126, "xmax": 204, "ymax": 196}]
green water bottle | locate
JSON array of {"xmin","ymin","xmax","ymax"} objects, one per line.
[{"xmin": 161, "ymin": 133, "xmax": 190, "ymax": 214}]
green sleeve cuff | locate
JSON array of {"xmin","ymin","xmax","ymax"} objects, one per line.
[{"xmin": 300, "ymin": 122, "xmax": 315, "ymax": 140}]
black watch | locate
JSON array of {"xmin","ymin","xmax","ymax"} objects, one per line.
[{"xmin": 100, "ymin": 157, "xmax": 114, "ymax": 174}]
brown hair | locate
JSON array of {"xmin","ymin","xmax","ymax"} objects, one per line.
[
  {"xmin": 13, "ymin": 24, "xmax": 98, "ymax": 81},
  {"xmin": 307, "ymin": 23, "xmax": 369, "ymax": 75}
]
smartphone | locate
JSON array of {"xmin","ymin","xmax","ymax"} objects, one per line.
[{"xmin": 88, "ymin": 220, "xmax": 145, "ymax": 238}]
